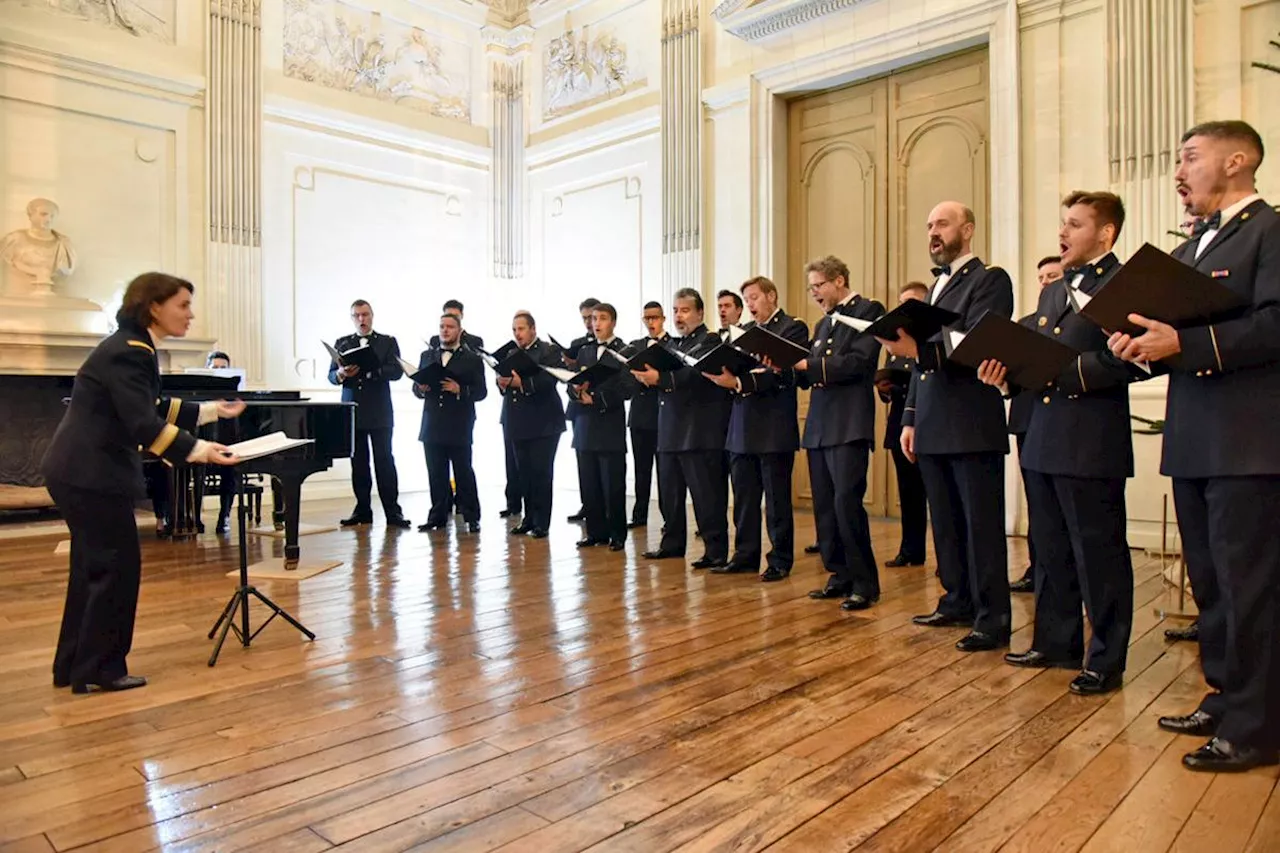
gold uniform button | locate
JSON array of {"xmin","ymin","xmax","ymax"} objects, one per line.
[
  {"xmin": 1053, "ymin": 327, "xmax": 1062, "ymax": 335},
  {"xmin": 1205, "ymin": 369, "xmax": 1214, "ymax": 376},
  {"xmin": 1038, "ymin": 317, "xmax": 1048, "ymax": 327},
  {"xmin": 826, "ymin": 349, "xmax": 832, "ymax": 355},
  {"xmin": 1196, "ymin": 371, "xmax": 1204, "ymax": 377},
  {"xmin": 920, "ymin": 374, "xmax": 927, "ymax": 381},
  {"xmin": 1042, "ymin": 395, "xmax": 1051, "ymax": 404}
]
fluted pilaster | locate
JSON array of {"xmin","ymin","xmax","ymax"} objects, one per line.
[
  {"xmin": 662, "ymin": 0, "xmax": 701, "ymax": 294},
  {"xmin": 486, "ymin": 25, "xmax": 533, "ymax": 280}
]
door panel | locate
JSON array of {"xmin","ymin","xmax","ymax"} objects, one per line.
[{"xmin": 788, "ymin": 48, "xmax": 990, "ymax": 517}]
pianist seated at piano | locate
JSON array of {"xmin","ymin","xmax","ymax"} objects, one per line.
[{"xmin": 41, "ymin": 272, "xmax": 241, "ymax": 695}]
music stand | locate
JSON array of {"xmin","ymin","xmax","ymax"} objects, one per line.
[{"xmin": 207, "ymin": 468, "xmax": 315, "ymax": 666}]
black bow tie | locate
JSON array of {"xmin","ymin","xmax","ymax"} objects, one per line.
[
  {"xmin": 1191, "ymin": 210, "xmax": 1222, "ymax": 239},
  {"xmin": 931, "ymin": 264, "xmax": 951, "ymax": 278},
  {"xmin": 1065, "ymin": 266, "xmax": 1085, "ymax": 280}
]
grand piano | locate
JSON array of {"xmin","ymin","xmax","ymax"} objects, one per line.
[{"xmin": 161, "ymin": 376, "xmax": 354, "ymax": 569}]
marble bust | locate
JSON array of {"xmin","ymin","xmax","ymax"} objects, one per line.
[{"xmin": 1, "ymin": 198, "xmax": 77, "ymax": 294}]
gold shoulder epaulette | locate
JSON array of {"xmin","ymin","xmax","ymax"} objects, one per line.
[{"xmin": 127, "ymin": 340, "xmax": 156, "ymax": 355}]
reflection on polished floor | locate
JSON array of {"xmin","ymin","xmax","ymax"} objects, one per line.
[{"xmin": 0, "ymin": 495, "xmax": 1275, "ymax": 853}]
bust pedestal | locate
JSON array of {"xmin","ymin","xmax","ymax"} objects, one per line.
[{"xmin": 0, "ymin": 293, "xmax": 108, "ymax": 336}]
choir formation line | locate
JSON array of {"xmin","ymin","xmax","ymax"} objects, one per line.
[{"xmin": 300, "ymin": 120, "xmax": 1279, "ymax": 775}]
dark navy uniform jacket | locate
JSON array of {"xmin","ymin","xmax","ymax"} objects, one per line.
[
  {"xmin": 725, "ymin": 311, "xmax": 809, "ymax": 456},
  {"xmin": 43, "ymin": 319, "xmax": 202, "ymax": 497},
  {"xmin": 326, "ymin": 330, "xmax": 403, "ymax": 431},
  {"xmin": 412, "ymin": 345, "xmax": 487, "ymax": 445},
  {"xmin": 500, "ymin": 339, "xmax": 567, "ymax": 443},
  {"xmin": 797, "ymin": 295, "xmax": 885, "ymax": 449},
  {"xmin": 570, "ymin": 338, "xmax": 634, "ymax": 454},
  {"xmin": 654, "ymin": 325, "xmax": 732, "ymax": 453},
  {"xmin": 626, "ymin": 333, "xmax": 669, "ymax": 432}
]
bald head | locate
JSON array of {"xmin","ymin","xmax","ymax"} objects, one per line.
[{"xmin": 926, "ymin": 201, "xmax": 976, "ymax": 266}]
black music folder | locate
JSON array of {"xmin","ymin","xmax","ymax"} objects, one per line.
[
  {"xmin": 874, "ymin": 366, "xmax": 912, "ymax": 386},
  {"xmin": 945, "ymin": 311, "xmax": 1080, "ymax": 390},
  {"xmin": 623, "ymin": 341, "xmax": 686, "ymax": 373},
  {"xmin": 1078, "ymin": 242, "xmax": 1249, "ymax": 335},
  {"xmin": 731, "ymin": 325, "xmax": 809, "ymax": 368},
  {"xmin": 480, "ymin": 341, "xmax": 539, "ymax": 377},
  {"xmin": 398, "ymin": 357, "xmax": 454, "ymax": 386},
  {"xmin": 840, "ymin": 300, "xmax": 960, "ymax": 343},
  {"xmin": 323, "ymin": 340, "xmax": 382, "ymax": 373},
  {"xmin": 687, "ymin": 343, "xmax": 760, "ymax": 377},
  {"xmin": 542, "ymin": 358, "xmax": 621, "ymax": 387}
]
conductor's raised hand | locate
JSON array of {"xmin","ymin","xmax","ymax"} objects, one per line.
[{"xmin": 215, "ymin": 399, "xmax": 247, "ymax": 419}]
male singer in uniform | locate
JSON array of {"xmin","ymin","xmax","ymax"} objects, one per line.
[
  {"xmin": 328, "ymin": 299, "xmax": 411, "ymax": 529},
  {"xmin": 703, "ymin": 276, "xmax": 808, "ymax": 580},
  {"xmin": 877, "ymin": 282, "xmax": 929, "ymax": 569},
  {"xmin": 565, "ymin": 297, "xmax": 600, "ymax": 523},
  {"xmin": 632, "ymin": 288, "xmax": 732, "ymax": 568},
  {"xmin": 413, "ymin": 312, "xmax": 487, "ymax": 533},
  {"xmin": 429, "ymin": 299, "xmax": 485, "ymax": 351},
  {"xmin": 981, "ymin": 191, "xmax": 1135, "ymax": 696},
  {"xmin": 628, "ymin": 301, "xmax": 669, "ymax": 528},
  {"xmin": 570, "ymin": 303, "xmax": 632, "ymax": 551},
  {"xmin": 797, "ymin": 256, "xmax": 886, "ymax": 608},
  {"xmin": 717, "ymin": 289, "xmax": 744, "ymax": 338},
  {"xmin": 1109, "ymin": 121, "xmax": 1280, "ymax": 772},
  {"xmin": 881, "ymin": 202, "xmax": 1014, "ymax": 651},
  {"xmin": 499, "ymin": 311, "xmax": 565, "ymax": 539}
]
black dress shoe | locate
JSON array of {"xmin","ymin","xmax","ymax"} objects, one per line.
[
  {"xmin": 955, "ymin": 631, "xmax": 1008, "ymax": 652},
  {"xmin": 1164, "ymin": 621, "xmax": 1199, "ymax": 642},
  {"xmin": 627, "ymin": 520, "xmax": 646, "ymax": 529},
  {"xmin": 691, "ymin": 556, "xmax": 728, "ymax": 570},
  {"xmin": 1182, "ymin": 737, "xmax": 1279, "ymax": 773},
  {"xmin": 840, "ymin": 593, "xmax": 877, "ymax": 611},
  {"xmin": 576, "ymin": 537, "xmax": 606, "ymax": 548},
  {"xmin": 760, "ymin": 566, "xmax": 790, "ymax": 582},
  {"xmin": 499, "ymin": 509, "xmax": 518, "ymax": 518},
  {"xmin": 340, "ymin": 515, "xmax": 373, "ymax": 527},
  {"xmin": 215, "ymin": 514, "xmax": 230, "ymax": 535},
  {"xmin": 709, "ymin": 562, "xmax": 757, "ymax": 574},
  {"xmin": 196, "ymin": 520, "xmax": 206, "ymax": 534},
  {"xmin": 527, "ymin": 528, "xmax": 549, "ymax": 539},
  {"xmin": 1069, "ymin": 670, "xmax": 1123, "ymax": 695},
  {"xmin": 386, "ymin": 516, "xmax": 412, "ymax": 529},
  {"xmin": 808, "ymin": 584, "xmax": 851, "ymax": 600},
  {"xmin": 804, "ymin": 543, "xmax": 821, "ymax": 554},
  {"xmin": 72, "ymin": 674, "xmax": 147, "ymax": 694},
  {"xmin": 912, "ymin": 611, "xmax": 973, "ymax": 628},
  {"xmin": 608, "ymin": 540, "xmax": 625, "ymax": 552},
  {"xmin": 1010, "ymin": 575, "xmax": 1035, "ymax": 594},
  {"xmin": 466, "ymin": 522, "xmax": 481, "ymax": 534},
  {"xmin": 642, "ymin": 549, "xmax": 684, "ymax": 560},
  {"xmin": 1158, "ymin": 709, "xmax": 1218, "ymax": 736},
  {"xmin": 1004, "ymin": 650, "xmax": 1082, "ymax": 670},
  {"xmin": 509, "ymin": 524, "xmax": 531, "ymax": 536},
  {"xmin": 567, "ymin": 510, "xmax": 586, "ymax": 522},
  {"xmin": 53, "ymin": 676, "xmax": 70, "ymax": 689},
  {"xmin": 884, "ymin": 554, "xmax": 924, "ymax": 568},
  {"xmin": 156, "ymin": 522, "xmax": 172, "ymax": 539},
  {"xmin": 418, "ymin": 520, "xmax": 446, "ymax": 532}
]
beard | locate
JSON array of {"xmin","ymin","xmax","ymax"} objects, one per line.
[{"xmin": 929, "ymin": 234, "xmax": 963, "ymax": 265}]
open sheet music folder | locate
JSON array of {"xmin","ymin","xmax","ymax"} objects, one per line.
[
  {"xmin": 225, "ymin": 431, "xmax": 315, "ymax": 462},
  {"xmin": 944, "ymin": 311, "xmax": 1080, "ymax": 390}
]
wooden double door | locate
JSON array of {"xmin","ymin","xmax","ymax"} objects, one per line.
[{"xmin": 787, "ymin": 48, "xmax": 991, "ymax": 517}]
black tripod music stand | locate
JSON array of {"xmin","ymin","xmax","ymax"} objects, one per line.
[{"xmin": 208, "ymin": 468, "xmax": 315, "ymax": 666}]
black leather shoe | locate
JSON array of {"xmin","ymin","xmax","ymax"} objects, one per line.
[
  {"xmin": 340, "ymin": 515, "xmax": 373, "ymax": 527},
  {"xmin": 1164, "ymin": 621, "xmax": 1199, "ymax": 642},
  {"xmin": 72, "ymin": 674, "xmax": 147, "ymax": 694},
  {"xmin": 567, "ymin": 510, "xmax": 586, "ymax": 522},
  {"xmin": 1004, "ymin": 650, "xmax": 1083, "ymax": 669},
  {"xmin": 808, "ymin": 584, "xmax": 851, "ymax": 600},
  {"xmin": 627, "ymin": 520, "xmax": 646, "ymax": 529},
  {"xmin": 499, "ymin": 509, "xmax": 518, "ymax": 518},
  {"xmin": 710, "ymin": 562, "xmax": 757, "ymax": 574},
  {"xmin": 691, "ymin": 556, "xmax": 728, "ymax": 570},
  {"xmin": 466, "ymin": 522, "xmax": 481, "ymax": 534},
  {"xmin": 1182, "ymin": 738, "xmax": 1279, "ymax": 773},
  {"xmin": 840, "ymin": 594, "xmax": 878, "ymax": 611},
  {"xmin": 642, "ymin": 549, "xmax": 684, "ymax": 560},
  {"xmin": 956, "ymin": 631, "xmax": 1008, "ymax": 652},
  {"xmin": 912, "ymin": 611, "xmax": 973, "ymax": 628},
  {"xmin": 1010, "ymin": 575, "xmax": 1035, "ymax": 594},
  {"xmin": 576, "ymin": 537, "xmax": 606, "ymax": 548},
  {"xmin": 760, "ymin": 566, "xmax": 790, "ymax": 582},
  {"xmin": 418, "ymin": 520, "xmax": 446, "ymax": 532},
  {"xmin": 215, "ymin": 514, "xmax": 230, "ymax": 535},
  {"xmin": 884, "ymin": 554, "xmax": 924, "ymax": 568},
  {"xmin": 527, "ymin": 528, "xmax": 549, "ymax": 539},
  {"xmin": 608, "ymin": 540, "xmax": 625, "ymax": 552},
  {"xmin": 53, "ymin": 676, "xmax": 70, "ymax": 689},
  {"xmin": 804, "ymin": 543, "xmax": 820, "ymax": 554},
  {"xmin": 1158, "ymin": 709, "xmax": 1218, "ymax": 736},
  {"xmin": 386, "ymin": 516, "xmax": 412, "ymax": 529},
  {"xmin": 156, "ymin": 522, "xmax": 172, "ymax": 539},
  {"xmin": 509, "ymin": 524, "xmax": 531, "ymax": 536},
  {"xmin": 1069, "ymin": 670, "xmax": 1123, "ymax": 695}
]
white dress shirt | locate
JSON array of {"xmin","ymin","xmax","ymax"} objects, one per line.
[
  {"xmin": 1195, "ymin": 193, "xmax": 1263, "ymax": 259},
  {"xmin": 930, "ymin": 252, "xmax": 975, "ymax": 305}
]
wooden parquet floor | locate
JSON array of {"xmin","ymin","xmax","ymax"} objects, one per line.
[{"xmin": 0, "ymin": 494, "xmax": 1276, "ymax": 853}]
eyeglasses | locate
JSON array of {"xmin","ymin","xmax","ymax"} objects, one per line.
[{"xmin": 808, "ymin": 280, "xmax": 831, "ymax": 291}]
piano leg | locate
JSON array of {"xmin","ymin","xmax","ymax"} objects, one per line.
[
  {"xmin": 277, "ymin": 476, "xmax": 304, "ymax": 570},
  {"xmin": 271, "ymin": 478, "xmax": 285, "ymax": 531}
]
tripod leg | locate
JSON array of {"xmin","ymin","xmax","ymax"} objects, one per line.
[
  {"xmin": 208, "ymin": 590, "xmax": 242, "ymax": 666},
  {"xmin": 249, "ymin": 588, "xmax": 315, "ymax": 640},
  {"xmin": 208, "ymin": 590, "xmax": 239, "ymax": 640}
]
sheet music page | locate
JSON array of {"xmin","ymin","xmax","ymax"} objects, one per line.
[
  {"xmin": 226, "ymin": 431, "xmax": 314, "ymax": 461},
  {"xmin": 541, "ymin": 365, "xmax": 578, "ymax": 382},
  {"xmin": 948, "ymin": 330, "xmax": 967, "ymax": 348},
  {"xmin": 725, "ymin": 325, "xmax": 746, "ymax": 342},
  {"xmin": 397, "ymin": 356, "xmax": 418, "ymax": 376},
  {"xmin": 831, "ymin": 314, "xmax": 872, "ymax": 332},
  {"xmin": 322, "ymin": 340, "xmax": 344, "ymax": 365}
]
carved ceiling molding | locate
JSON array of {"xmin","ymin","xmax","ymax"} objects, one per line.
[
  {"xmin": 542, "ymin": 25, "xmax": 643, "ymax": 120},
  {"xmin": 482, "ymin": 22, "xmax": 535, "ymax": 54},
  {"xmin": 715, "ymin": 0, "xmax": 870, "ymax": 42},
  {"xmin": 1, "ymin": 0, "xmax": 176, "ymax": 43}
]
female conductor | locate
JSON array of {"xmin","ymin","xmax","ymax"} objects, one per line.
[{"xmin": 42, "ymin": 272, "xmax": 242, "ymax": 694}]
